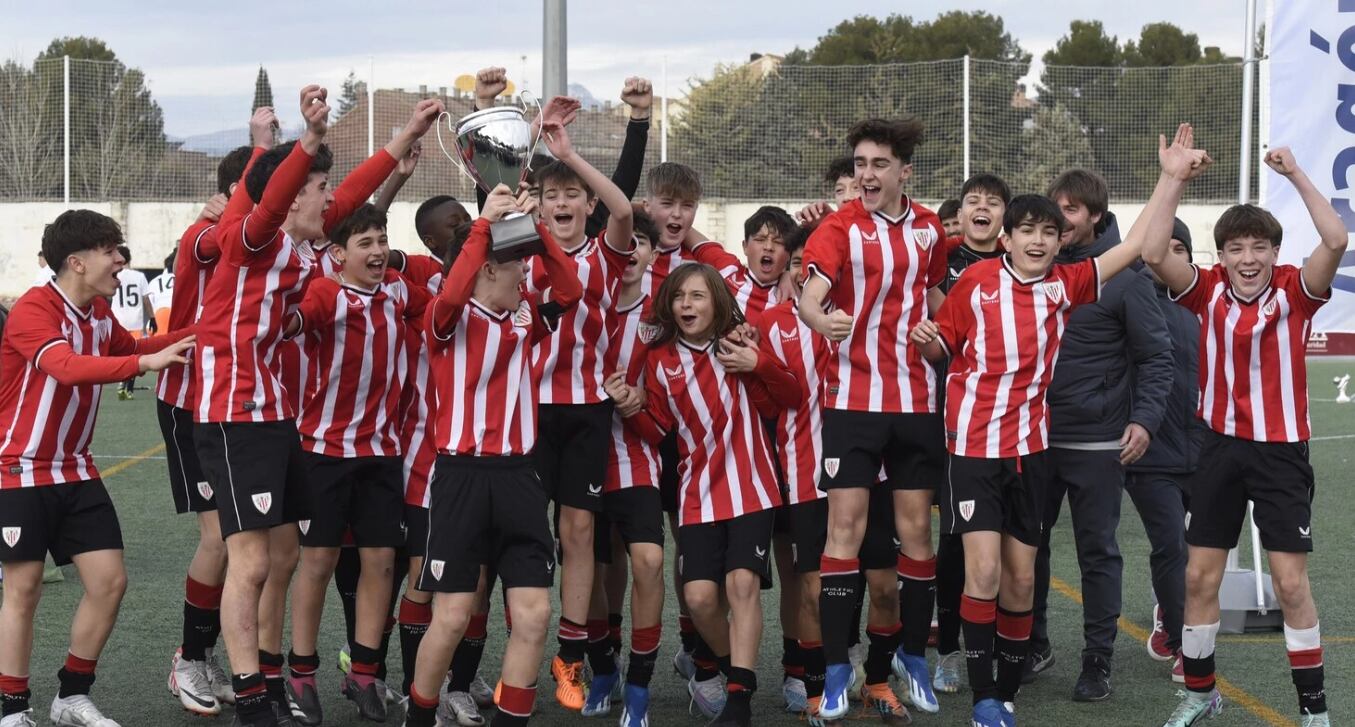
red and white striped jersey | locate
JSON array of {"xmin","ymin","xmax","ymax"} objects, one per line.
[
  {"xmin": 295, "ymin": 272, "xmax": 429, "ymax": 457},
  {"xmin": 426, "ymin": 218, "xmax": 580, "ymax": 457},
  {"xmin": 643, "ymin": 245, "xmax": 693, "ymax": 295},
  {"xmin": 603, "ymin": 293, "xmax": 661, "ymax": 492},
  {"xmin": 758, "ymin": 301, "xmax": 829, "ymax": 505},
  {"xmin": 528, "ymin": 235, "xmax": 629, "ymax": 405},
  {"xmin": 193, "ymin": 142, "xmax": 320, "ymax": 423},
  {"xmin": 1173, "ymin": 263, "xmax": 1326, "ymax": 442},
  {"xmin": 395, "ymin": 253, "xmax": 444, "ymax": 508},
  {"xmin": 157, "ymin": 220, "xmax": 219, "ymax": 409},
  {"xmin": 936, "ymin": 256, "xmax": 1100, "ymax": 458},
  {"xmin": 801, "ymin": 198, "xmax": 947, "ymax": 414},
  {"xmin": 690, "ymin": 241, "xmax": 783, "ymax": 317},
  {"xmin": 0, "ymin": 284, "xmax": 164, "ymax": 488},
  {"xmin": 631, "ymin": 339, "xmax": 789, "ymax": 525}
]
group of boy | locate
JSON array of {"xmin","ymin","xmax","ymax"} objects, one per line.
[{"xmin": 0, "ymin": 61, "xmax": 1341, "ymax": 727}]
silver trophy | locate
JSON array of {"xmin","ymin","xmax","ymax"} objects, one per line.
[{"xmin": 437, "ymin": 95, "xmax": 545, "ymax": 262}]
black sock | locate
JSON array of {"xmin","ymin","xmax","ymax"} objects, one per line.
[
  {"xmin": 258, "ymin": 650, "xmax": 286, "ymax": 707},
  {"xmin": 865, "ymin": 625, "xmax": 900, "ymax": 684},
  {"xmin": 961, "ymin": 595, "xmax": 998, "ymax": 704},
  {"xmin": 56, "ymin": 668, "xmax": 94, "ymax": 699},
  {"xmin": 626, "ymin": 649, "xmax": 658, "ymax": 688},
  {"xmin": 720, "ymin": 667, "xmax": 756, "ymax": 722},
  {"xmin": 801, "ymin": 641, "xmax": 826, "ymax": 700},
  {"xmin": 1292, "ymin": 663, "xmax": 1327, "ymax": 715},
  {"xmin": 334, "ymin": 547, "xmax": 361, "ymax": 649},
  {"xmin": 935, "ymin": 535, "xmax": 965, "ymax": 654},
  {"xmin": 679, "ymin": 616, "xmax": 697, "ymax": 653},
  {"xmin": 608, "ymin": 612, "xmax": 624, "ymax": 655},
  {"xmin": 449, "ymin": 629, "xmax": 487, "ymax": 692},
  {"xmin": 693, "ymin": 637, "xmax": 720, "ymax": 682},
  {"xmin": 0, "ymin": 689, "xmax": 30, "ymax": 717},
  {"xmin": 398, "ymin": 601, "xmax": 430, "ymax": 697},
  {"xmin": 717, "ymin": 654, "xmax": 733, "ymax": 679},
  {"xmin": 287, "ymin": 650, "xmax": 319, "ymax": 680},
  {"xmin": 1183, "ymin": 653, "xmax": 1216, "ymax": 693},
  {"xmin": 491, "ymin": 711, "xmax": 529, "ymax": 726},
  {"xmin": 781, "ymin": 637, "xmax": 801, "ymax": 678},
  {"xmin": 232, "ymin": 673, "xmax": 271, "ymax": 721},
  {"xmin": 819, "ymin": 557, "xmax": 861, "ymax": 666},
  {"xmin": 405, "ymin": 700, "xmax": 436, "ymax": 727},
  {"xmin": 182, "ymin": 602, "xmax": 218, "ymax": 661},
  {"xmin": 897, "ymin": 554, "xmax": 937, "ymax": 657},
  {"xmin": 995, "ymin": 607, "xmax": 1032, "ymax": 703}
]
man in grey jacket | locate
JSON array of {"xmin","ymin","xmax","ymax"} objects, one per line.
[
  {"xmin": 1025, "ymin": 170, "xmax": 1174, "ymax": 702},
  {"xmin": 1127, "ymin": 218, "xmax": 1204, "ymax": 681}
]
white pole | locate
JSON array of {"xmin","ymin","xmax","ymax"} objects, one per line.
[
  {"xmin": 661, "ymin": 56, "xmax": 669, "ymax": 163},
  {"xmin": 63, "ymin": 55, "xmax": 70, "ymax": 208},
  {"xmin": 1238, "ymin": 0, "xmax": 1258, "ymax": 203},
  {"xmin": 1248, "ymin": 502, "xmax": 1268, "ymax": 614},
  {"xmin": 367, "ymin": 56, "xmax": 375, "ymax": 158},
  {"xmin": 962, "ymin": 54, "xmax": 971, "ymax": 182}
]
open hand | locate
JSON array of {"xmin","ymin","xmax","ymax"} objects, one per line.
[
  {"xmin": 139, "ymin": 336, "xmax": 196, "ymax": 373},
  {"xmin": 1158, "ymin": 123, "xmax": 1211, "ymax": 181},
  {"xmin": 404, "ymin": 98, "xmax": 445, "ymax": 139},
  {"xmin": 1119, "ymin": 422, "xmax": 1151, "ymax": 466},
  {"xmin": 397, "ymin": 139, "xmax": 422, "ymax": 176},
  {"xmin": 796, "ymin": 201, "xmax": 834, "ymax": 225},
  {"xmin": 200, "ymin": 193, "xmax": 228, "ymax": 223},
  {"xmin": 909, "ymin": 319, "xmax": 941, "ymax": 347},
  {"xmin": 716, "ymin": 334, "xmax": 759, "ymax": 373}
]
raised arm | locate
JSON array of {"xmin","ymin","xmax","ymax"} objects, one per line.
[
  {"xmin": 1265, "ymin": 148, "xmax": 1350, "ymax": 297},
  {"xmin": 1119, "ymin": 123, "xmax": 1211, "ymax": 290},
  {"xmin": 428, "ymin": 219, "xmax": 492, "ymax": 337},
  {"xmin": 238, "ymin": 87, "xmax": 329, "ymax": 254},
  {"xmin": 540, "ymin": 100, "xmax": 635, "ymax": 254},
  {"xmin": 374, "ymin": 140, "xmax": 420, "ymax": 213},
  {"xmin": 585, "ymin": 77, "xmax": 652, "ymax": 239}
]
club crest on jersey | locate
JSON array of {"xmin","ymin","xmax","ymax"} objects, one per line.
[
  {"xmin": 513, "ymin": 300, "xmax": 533, "ymax": 329},
  {"xmin": 2, "ymin": 527, "xmax": 19, "ymax": 548},
  {"xmin": 1262, "ymin": 298, "xmax": 1279, "ymax": 318},
  {"xmin": 824, "ymin": 458, "xmax": 840, "ymax": 479},
  {"xmin": 914, "ymin": 230, "xmax": 934, "ymax": 251},
  {"xmin": 429, "ymin": 559, "xmax": 445, "ymax": 581},
  {"xmin": 958, "ymin": 500, "xmax": 976, "ymax": 522},
  {"xmin": 251, "ymin": 493, "xmax": 272, "ymax": 515},
  {"xmin": 197, "ymin": 481, "xmax": 213, "ymax": 501},
  {"xmin": 1038, "ymin": 281, "xmax": 1065, "ymax": 305},
  {"xmin": 298, "ymin": 520, "xmax": 311, "ymax": 535},
  {"xmin": 638, "ymin": 322, "xmax": 661, "ymax": 345}
]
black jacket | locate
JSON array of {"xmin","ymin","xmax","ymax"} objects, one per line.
[
  {"xmin": 1048, "ymin": 212, "xmax": 1174, "ymax": 444},
  {"xmin": 1128, "ymin": 283, "xmax": 1205, "ymax": 474}
]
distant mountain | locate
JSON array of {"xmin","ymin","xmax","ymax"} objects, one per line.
[
  {"xmin": 170, "ymin": 123, "xmax": 305, "ymax": 155},
  {"xmin": 568, "ymin": 83, "xmax": 600, "ymax": 109}
]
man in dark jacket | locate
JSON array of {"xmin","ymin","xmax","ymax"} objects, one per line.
[
  {"xmin": 1026, "ymin": 170, "xmax": 1174, "ymax": 702},
  {"xmin": 1126, "ymin": 218, "xmax": 1203, "ymax": 682}
]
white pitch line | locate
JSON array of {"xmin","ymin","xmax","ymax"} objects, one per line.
[
  {"xmin": 94, "ymin": 454, "xmax": 169, "ymax": 460},
  {"xmin": 1310, "ymin": 434, "xmax": 1355, "ymax": 442}
]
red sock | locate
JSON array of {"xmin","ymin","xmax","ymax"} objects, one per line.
[
  {"xmin": 398, "ymin": 597, "xmax": 433, "ymax": 626},
  {"xmin": 497, "ymin": 684, "xmax": 536, "ymax": 717},
  {"xmin": 0, "ymin": 673, "xmax": 30, "ymax": 694},
  {"xmin": 586, "ymin": 619, "xmax": 610, "ymax": 644},
  {"xmin": 410, "ymin": 684, "xmax": 439, "ymax": 710},
  {"xmin": 63, "ymin": 653, "xmax": 97, "ymax": 675},
  {"xmin": 631, "ymin": 624, "xmax": 662, "ymax": 655},
  {"xmin": 678, "ymin": 615, "xmax": 695, "ymax": 635},
  {"xmin": 466, "ymin": 612, "xmax": 489, "ymax": 640},
  {"xmin": 185, "ymin": 576, "xmax": 223, "ymax": 610}
]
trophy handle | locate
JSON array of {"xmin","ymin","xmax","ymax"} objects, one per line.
[
  {"xmin": 519, "ymin": 90, "xmax": 546, "ymax": 188},
  {"xmin": 435, "ymin": 110, "xmax": 486, "ymax": 192}
]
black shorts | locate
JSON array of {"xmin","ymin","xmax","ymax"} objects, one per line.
[
  {"xmin": 1185, "ymin": 430, "xmax": 1315, "ymax": 553},
  {"xmin": 158, "ymin": 400, "xmax": 214, "ymax": 514},
  {"xmin": 658, "ymin": 432, "xmax": 680, "ymax": 514},
  {"xmin": 0, "ymin": 480, "xmax": 123, "ymax": 565},
  {"xmin": 299, "ymin": 454, "xmax": 405, "ymax": 548},
  {"xmin": 419, "ymin": 455, "xmax": 555, "ymax": 593},
  {"xmin": 405, "ymin": 505, "xmax": 429, "ymax": 559},
  {"xmin": 861, "ymin": 482, "xmax": 899, "ymax": 570},
  {"xmin": 535, "ymin": 402, "xmax": 613, "ymax": 512},
  {"xmin": 941, "ymin": 451, "xmax": 1049, "ymax": 547},
  {"xmin": 595, "ymin": 487, "xmax": 665, "ymax": 563},
  {"xmin": 820, "ymin": 410, "xmax": 944, "ymax": 491},
  {"xmin": 677, "ymin": 510, "xmax": 775, "ymax": 588},
  {"xmin": 788, "ymin": 499, "xmax": 829, "ymax": 574},
  {"xmin": 194, "ymin": 419, "xmax": 309, "ymax": 538}
]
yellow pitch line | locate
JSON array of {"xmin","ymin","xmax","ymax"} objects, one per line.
[
  {"xmin": 99, "ymin": 444, "xmax": 166, "ymax": 479},
  {"xmin": 1048, "ymin": 575, "xmax": 1296, "ymax": 727}
]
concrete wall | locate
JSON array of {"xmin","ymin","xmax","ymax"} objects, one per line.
[{"xmin": 0, "ymin": 198, "xmax": 1226, "ymax": 299}]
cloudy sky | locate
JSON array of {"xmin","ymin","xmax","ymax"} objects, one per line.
[{"xmin": 2, "ymin": 0, "xmax": 1252, "ymax": 137}]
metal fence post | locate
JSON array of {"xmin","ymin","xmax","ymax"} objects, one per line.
[
  {"xmin": 962, "ymin": 54, "xmax": 971, "ymax": 183},
  {"xmin": 367, "ymin": 56, "xmax": 375, "ymax": 159},
  {"xmin": 661, "ymin": 56, "xmax": 669, "ymax": 163},
  {"xmin": 63, "ymin": 55, "xmax": 70, "ymax": 208},
  {"xmin": 1238, "ymin": 0, "xmax": 1258, "ymax": 203}
]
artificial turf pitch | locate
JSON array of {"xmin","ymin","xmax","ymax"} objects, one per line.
[{"xmin": 7, "ymin": 360, "xmax": 1354, "ymax": 726}]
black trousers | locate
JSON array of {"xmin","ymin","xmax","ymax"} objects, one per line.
[{"xmin": 1125, "ymin": 471, "xmax": 1189, "ymax": 652}]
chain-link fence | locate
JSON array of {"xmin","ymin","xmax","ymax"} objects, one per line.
[{"xmin": 0, "ymin": 56, "xmax": 1258, "ymax": 205}]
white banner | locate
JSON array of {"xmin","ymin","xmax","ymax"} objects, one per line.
[{"xmin": 1265, "ymin": 0, "xmax": 1355, "ymax": 332}]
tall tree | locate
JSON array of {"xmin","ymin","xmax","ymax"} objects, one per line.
[
  {"xmin": 252, "ymin": 66, "xmax": 273, "ymax": 111},
  {"xmin": 337, "ymin": 70, "xmax": 365, "ymax": 118},
  {"xmin": 1124, "ymin": 22, "xmax": 1202, "ymax": 66},
  {"xmin": 0, "ymin": 60, "xmax": 62, "ymax": 198},
  {"xmin": 33, "ymin": 36, "xmax": 165, "ymax": 200},
  {"xmin": 1042, "ymin": 20, "xmax": 1122, "ymax": 67}
]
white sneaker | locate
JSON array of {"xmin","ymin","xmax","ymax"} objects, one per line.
[
  {"xmin": 439, "ymin": 690, "xmax": 484, "ymax": 726},
  {"xmin": 687, "ymin": 675, "xmax": 725, "ymax": 719},
  {"xmin": 0, "ymin": 709, "xmax": 36, "ymax": 727},
  {"xmin": 204, "ymin": 648, "xmax": 234, "ymax": 704},
  {"xmin": 49, "ymin": 694, "xmax": 121, "ymax": 727},
  {"xmin": 468, "ymin": 676, "xmax": 494, "ymax": 709},
  {"xmin": 168, "ymin": 649, "xmax": 222, "ymax": 715},
  {"xmin": 1301, "ymin": 712, "xmax": 1330, "ymax": 727}
]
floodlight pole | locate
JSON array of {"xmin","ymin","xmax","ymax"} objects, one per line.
[
  {"xmin": 544, "ymin": 0, "xmax": 567, "ymax": 99},
  {"xmin": 1238, "ymin": 0, "xmax": 1258, "ymax": 203}
]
